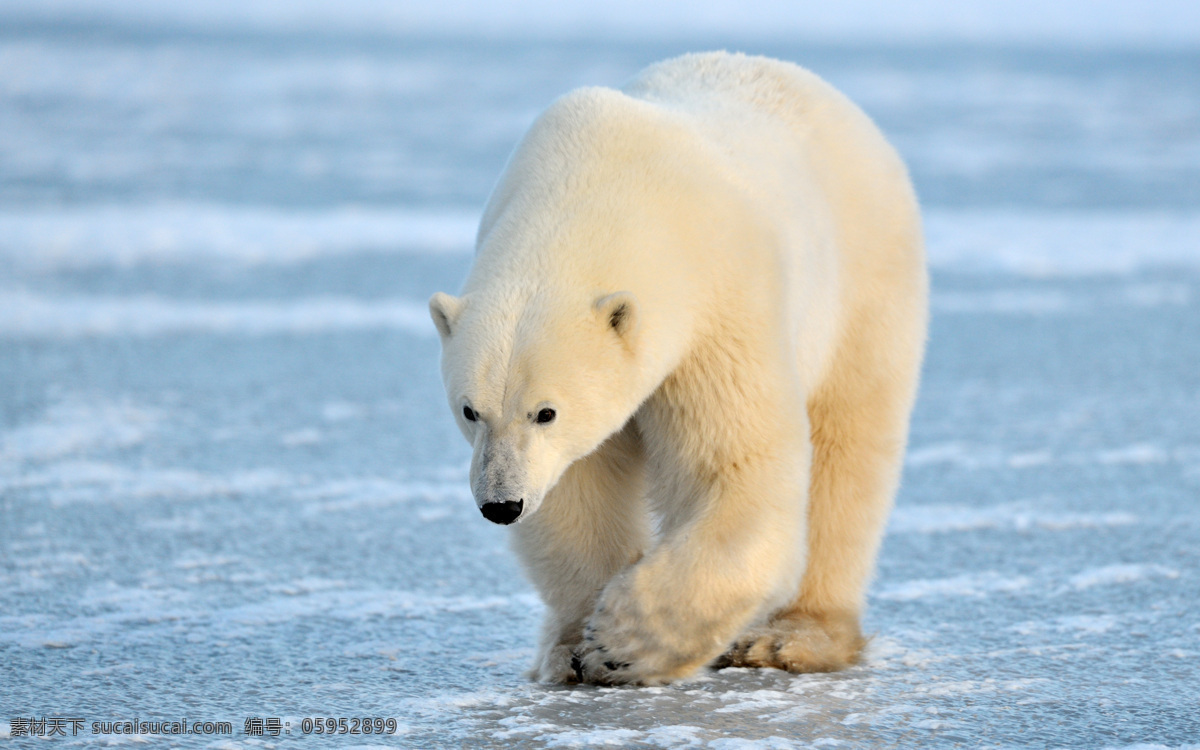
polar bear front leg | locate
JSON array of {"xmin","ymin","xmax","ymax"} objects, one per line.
[
  {"xmin": 576, "ymin": 347, "xmax": 811, "ymax": 685},
  {"xmin": 509, "ymin": 422, "xmax": 649, "ymax": 683}
]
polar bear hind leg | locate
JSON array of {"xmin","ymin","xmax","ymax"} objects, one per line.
[{"xmin": 718, "ymin": 295, "xmax": 924, "ymax": 672}]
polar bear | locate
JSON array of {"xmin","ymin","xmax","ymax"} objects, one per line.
[{"xmin": 429, "ymin": 52, "xmax": 927, "ymax": 685}]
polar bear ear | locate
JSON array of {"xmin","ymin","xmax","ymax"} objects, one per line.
[
  {"xmin": 594, "ymin": 292, "xmax": 638, "ymax": 342},
  {"xmin": 429, "ymin": 292, "xmax": 465, "ymax": 338}
]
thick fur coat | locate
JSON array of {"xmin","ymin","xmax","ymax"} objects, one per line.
[{"xmin": 430, "ymin": 51, "xmax": 927, "ymax": 685}]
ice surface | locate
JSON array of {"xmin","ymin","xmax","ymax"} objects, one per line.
[{"xmin": 2, "ymin": 10, "xmax": 1200, "ymax": 750}]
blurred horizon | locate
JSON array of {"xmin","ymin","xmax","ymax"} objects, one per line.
[{"xmin": 2, "ymin": 0, "xmax": 1199, "ymax": 47}]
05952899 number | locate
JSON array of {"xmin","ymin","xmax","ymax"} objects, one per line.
[{"xmin": 300, "ymin": 718, "xmax": 398, "ymax": 734}]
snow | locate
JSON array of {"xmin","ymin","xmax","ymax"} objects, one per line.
[
  {"xmin": 1068, "ymin": 565, "xmax": 1182, "ymax": 590},
  {"xmin": 0, "ymin": 290, "xmax": 433, "ymax": 338},
  {"xmin": 889, "ymin": 503, "xmax": 1138, "ymax": 534},
  {"xmin": 0, "ymin": 205, "xmax": 478, "ymax": 269},
  {"xmin": 2, "ymin": 6, "xmax": 1200, "ymax": 750},
  {"xmin": 924, "ymin": 212, "xmax": 1200, "ymax": 277},
  {"xmin": 875, "ymin": 572, "xmax": 1031, "ymax": 601}
]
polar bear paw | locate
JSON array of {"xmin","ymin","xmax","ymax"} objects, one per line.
[
  {"xmin": 714, "ymin": 611, "xmax": 865, "ymax": 673},
  {"xmin": 570, "ymin": 579, "xmax": 685, "ymax": 686},
  {"xmin": 572, "ymin": 606, "xmax": 658, "ymax": 685},
  {"xmin": 526, "ymin": 642, "xmax": 583, "ymax": 683}
]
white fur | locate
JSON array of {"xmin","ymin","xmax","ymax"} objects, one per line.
[{"xmin": 431, "ymin": 52, "xmax": 927, "ymax": 685}]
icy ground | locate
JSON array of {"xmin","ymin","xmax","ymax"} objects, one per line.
[{"xmin": 2, "ymin": 17, "xmax": 1200, "ymax": 750}]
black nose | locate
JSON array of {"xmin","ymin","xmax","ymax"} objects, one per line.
[{"xmin": 480, "ymin": 500, "xmax": 523, "ymax": 525}]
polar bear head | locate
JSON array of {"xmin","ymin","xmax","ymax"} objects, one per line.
[{"xmin": 429, "ymin": 288, "xmax": 641, "ymax": 524}]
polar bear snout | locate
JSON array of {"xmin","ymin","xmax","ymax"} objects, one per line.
[
  {"xmin": 470, "ymin": 433, "xmax": 538, "ymax": 523},
  {"xmin": 480, "ymin": 499, "xmax": 524, "ymax": 525}
]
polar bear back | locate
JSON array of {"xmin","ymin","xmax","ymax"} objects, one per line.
[
  {"xmin": 622, "ymin": 52, "xmax": 925, "ymax": 391},
  {"xmin": 623, "ymin": 51, "xmax": 922, "ymax": 275}
]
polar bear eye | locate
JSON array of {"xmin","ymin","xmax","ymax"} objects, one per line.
[
  {"xmin": 462, "ymin": 405, "xmax": 478, "ymax": 422},
  {"xmin": 535, "ymin": 408, "xmax": 556, "ymax": 424}
]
